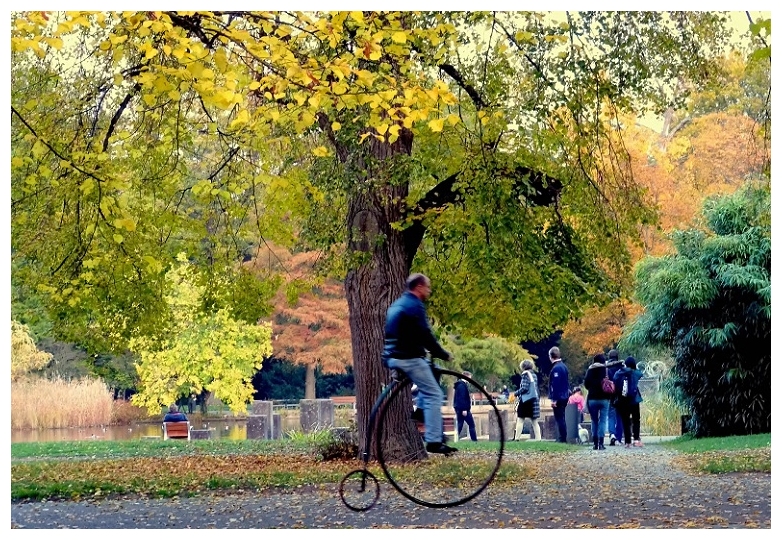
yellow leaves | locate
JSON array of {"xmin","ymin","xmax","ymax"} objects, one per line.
[
  {"xmin": 113, "ymin": 218, "xmax": 137, "ymax": 232},
  {"xmin": 391, "ymin": 31, "xmax": 407, "ymax": 44},
  {"xmin": 312, "ymin": 146, "xmax": 330, "ymax": 157},
  {"xmin": 331, "ymin": 121, "xmax": 341, "ymax": 131},
  {"xmin": 331, "ymin": 81, "xmax": 349, "ymax": 95},
  {"xmin": 113, "ymin": 234, "xmax": 124, "ymax": 244},
  {"xmin": 42, "ymin": 37, "xmax": 63, "ymax": 50},
  {"xmin": 213, "ymin": 90, "xmax": 241, "ymax": 110},
  {"xmin": 142, "ymin": 255, "xmax": 164, "ymax": 275},
  {"xmin": 214, "ymin": 48, "xmax": 228, "ymax": 72},
  {"xmin": 31, "ymin": 140, "xmax": 48, "ymax": 158},
  {"xmin": 428, "ymin": 118, "xmax": 445, "ymax": 133},
  {"xmin": 80, "ymin": 178, "xmax": 95, "ymax": 196},
  {"xmin": 110, "ymin": 34, "xmax": 128, "ymax": 45},
  {"xmin": 229, "ymin": 109, "xmax": 251, "ymax": 130},
  {"xmin": 187, "ymin": 61, "xmax": 205, "ymax": 78}
]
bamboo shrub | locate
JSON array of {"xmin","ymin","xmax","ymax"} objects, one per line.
[{"xmin": 11, "ymin": 376, "xmax": 114, "ymax": 429}]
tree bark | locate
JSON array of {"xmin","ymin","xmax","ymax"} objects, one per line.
[{"xmin": 338, "ymin": 129, "xmax": 426, "ymax": 460}]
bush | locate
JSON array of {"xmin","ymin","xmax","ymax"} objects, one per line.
[
  {"xmin": 112, "ymin": 399, "xmax": 153, "ymax": 424},
  {"xmin": 285, "ymin": 423, "xmax": 359, "ymax": 461}
]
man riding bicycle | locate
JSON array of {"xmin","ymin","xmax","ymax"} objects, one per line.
[{"xmin": 382, "ymin": 273, "xmax": 457, "ymax": 455}]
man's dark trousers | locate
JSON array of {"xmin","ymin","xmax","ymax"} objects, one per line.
[
  {"xmin": 553, "ymin": 399, "xmax": 568, "ymax": 442},
  {"xmin": 456, "ymin": 410, "xmax": 477, "ymax": 441}
]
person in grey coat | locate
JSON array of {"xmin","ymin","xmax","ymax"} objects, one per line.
[{"xmin": 513, "ymin": 359, "xmax": 541, "ymax": 441}]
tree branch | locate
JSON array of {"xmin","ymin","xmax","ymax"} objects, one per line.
[{"xmin": 402, "ymin": 165, "xmax": 562, "ymax": 267}]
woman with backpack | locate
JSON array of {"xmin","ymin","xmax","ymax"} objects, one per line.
[
  {"xmin": 612, "ymin": 356, "xmax": 644, "ymax": 448},
  {"xmin": 583, "ymin": 353, "xmax": 611, "ymax": 450}
]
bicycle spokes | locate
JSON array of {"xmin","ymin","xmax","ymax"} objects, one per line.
[
  {"xmin": 339, "ymin": 469, "xmax": 380, "ymax": 512},
  {"xmin": 376, "ymin": 368, "xmax": 504, "ymax": 508}
]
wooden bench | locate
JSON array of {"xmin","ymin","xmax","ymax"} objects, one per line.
[
  {"xmin": 162, "ymin": 421, "xmax": 191, "ymax": 440},
  {"xmin": 330, "ymin": 396, "xmax": 356, "ymax": 409}
]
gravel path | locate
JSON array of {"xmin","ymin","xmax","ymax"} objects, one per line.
[{"xmin": 11, "ymin": 443, "xmax": 771, "ymax": 529}]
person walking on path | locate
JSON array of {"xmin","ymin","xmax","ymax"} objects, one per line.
[
  {"xmin": 382, "ymin": 273, "xmax": 456, "ymax": 455},
  {"xmin": 606, "ymin": 349, "xmax": 625, "ymax": 445},
  {"xmin": 584, "ymin": 353, "xmax": 611, "ymax": 450},
  {"xmin": 612, "ymin": 356, "xmax": 644, "ymax": 448},
  {"xmin": 513, "ymin": 359, "xmax": 541, "ymax": 441},
  {"xmin": 453, "ymin": 371, "xmax": 478, "ymax": 442},
  {"xmin": 548, "ymin": 346, "xmax": 570, "ymax": 443}
]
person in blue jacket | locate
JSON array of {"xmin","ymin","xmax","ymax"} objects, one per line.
[
  {"xmin": 382, "ymin": 273, "xmax": 455, "ymax": 455},
  {"xmin": 453, "ymin": 371, "xmax": 477, "ymax": 442},
  {"xmin": 612, "ymin": 356, "xmax": 644, "ymax": 448},
  {"xmin": 163, "ymin": 404, "xmax": 188, "ymax": 423},
  {"xmin": 548, "ymin": 346, "xmax": 570, "ymax": 443}
]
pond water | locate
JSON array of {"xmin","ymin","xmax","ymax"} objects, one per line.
[
  {"xmin": 11, "ymin": 408, "xmax": 504, "ymax": 444},
  {"xmin": 10, "ymin": 416, "xmax": 305, "ymax": 444}
]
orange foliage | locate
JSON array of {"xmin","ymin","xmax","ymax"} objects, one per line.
[
  {"xmin": 564, "ymin": 108, "xmax": 763, "ymax": 356},
  {"xmin": 247, "ymin": 243, "xmax": 352, "ymax": 375}
]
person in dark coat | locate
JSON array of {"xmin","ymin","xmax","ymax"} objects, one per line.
[
  {"xmin": 453, "ymin": 371, "xmax": 477, "ymax": 441},
  {"xmin": 163, "ymin": 404, "xmax": 188, "ymax": 423},
  {"xmin": 513, "ymin": 359, "xmax": 541, "ymax": 440},
  {"xmin": 382, "ymin": 273, "xmax": 455, "ymax": 454},
  {"xmin": 584, "ymin": 353, "xmax": 611, "ymax": 450},
  {"xmin": 606, "ymin": 349, "xmax": 625, "ymax": 445},
  {"xmin": 612, "ymin": 356, "xmax": 644, "ymax": 448},
  {"xmin": 548, "ymin": 346, "xmax": 570, "ymax": 443}
]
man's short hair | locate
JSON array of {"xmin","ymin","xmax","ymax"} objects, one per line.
[
  {"xmin": 169, "ymin": 404, "xmax": 179, "ymax": 413},
  {"xmin": 406, "ymin": 273, "xmax": 429, "ymax": 290},
  {"xmin": 549, "ymin": 346, "xmax": 561, "ymax": 360}
]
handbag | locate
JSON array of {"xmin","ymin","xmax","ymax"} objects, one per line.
[
  {"xmin": 520, "ymin": 371, "xmax": 539, "ymax": 402},
  {"xmin": 602, "ymin": 376, "xmax": 615, "ymax": 395}
]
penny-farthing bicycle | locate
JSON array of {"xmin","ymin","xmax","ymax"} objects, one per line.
[{"xmin": 339, "ymin": 365, "xmax": 505, "ymax": 511}]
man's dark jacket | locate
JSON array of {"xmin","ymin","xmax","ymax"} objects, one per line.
[
  {"xmin": 382, "ymin": 291, "xmax": 449, "ymax": 366},
  {"xmin": 453, "ymin": 379, "xmax": 471, "ymax": 411},
  {"xmin": 163, "ymin": 412, "xmax": 188, "ymax": 422},
  {"xmin": 549, "ymin": 361, "xmax": 570, "ymax": 401}
]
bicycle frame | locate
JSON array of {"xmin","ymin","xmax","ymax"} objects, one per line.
[{"xmin": 359, "ymin": 368, "xmax": 405, "ymax": 467}]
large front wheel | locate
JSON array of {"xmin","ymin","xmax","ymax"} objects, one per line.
[{"xmin": 375, "ymin": 368, "xmax": 505, "ymax": 508}]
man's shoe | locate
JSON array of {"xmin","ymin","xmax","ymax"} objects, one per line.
[
  {"xmin": 609, "ymin": 435, "xmax": 616, "ymax": 446},
  {"xmin": 426, "ymin": 442, "xmax": 458, "ymax": 454}
]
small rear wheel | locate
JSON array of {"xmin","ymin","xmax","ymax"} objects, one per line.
[
  {"xmin": 339, "ymin": 469, "xmax": 380, "ymax": 512},
  {"xmin": 376, "ymin": 368, "xmax": 504, "ymax": 508}
]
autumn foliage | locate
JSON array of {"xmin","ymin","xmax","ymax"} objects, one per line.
[{"xmin": 246, "ymin": 243, "xmax": 352, "ymax": 396}]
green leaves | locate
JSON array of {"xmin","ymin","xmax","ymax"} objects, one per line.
[
  {"xmin": 130, "ymin": 256, "xmax": 273, "ymax": 414},
  {"xmin": 623, "ymin": 183, "xmax": 770, "ymax": 438}
]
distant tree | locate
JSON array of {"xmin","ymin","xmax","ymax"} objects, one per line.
[
  {"xmin": 444, "ymin": 335, "xmax": 531, "ymax": 393},
  {"xmin": 622, "ymin": 183, "xmax": 770, "ymax": 437},
  {"xmin": 249, "ymin": 244, "xmax": 352, "ymax": 400},
  {"xmin": 11, "ymin": 320, "xmax": 53, "ymax": 381},
  {"xmin": 252, "ymin": 357, "xmax": 306, "ymax": 401}
]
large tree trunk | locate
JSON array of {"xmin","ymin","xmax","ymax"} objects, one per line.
[
  {"xmin": 304, "ymin": 363, "xmax": 316, "ymax": 400},
  {"xmin": 343, "ymin": 133, "xmax": 426, "ymax": 460}
]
